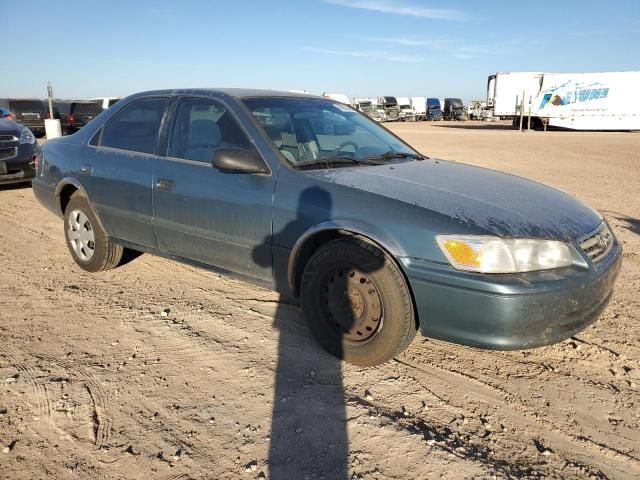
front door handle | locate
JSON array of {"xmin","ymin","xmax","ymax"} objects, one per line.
[
  {"xmin": 156, "ymin": 178, "xmax": 175, "ymax": 191},
  {"xmin": 80, "ymin": 165, "xmax": 93, "ymax": 175}
]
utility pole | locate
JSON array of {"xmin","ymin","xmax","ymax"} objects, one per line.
[
  {"xmin": 47, "ymin": 81, "xmax": 54, "ymax": 120},
  {"xmin": 519, "ymin": 90, "xmax": 525, "ymax": 132}
]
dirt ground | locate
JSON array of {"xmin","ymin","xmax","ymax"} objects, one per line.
[{"xmin": 1, "ymin": 121, "xmax": 639, "ymax": 479}]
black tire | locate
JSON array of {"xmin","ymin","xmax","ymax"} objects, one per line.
[
  {"xmin": 300, "ymin": 237, "xmax": 417, "ymax": 366},
  {"xmin": 63, "ymin": 195, "xmax": 123, "ymax": 272}
]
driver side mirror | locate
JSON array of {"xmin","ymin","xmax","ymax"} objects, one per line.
[{"xmin": 212, "ymin": 148, "xmax": 270, "ymax": 174}]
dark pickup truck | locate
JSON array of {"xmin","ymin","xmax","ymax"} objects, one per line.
[
  {"xmin": 0, "ymin": 98, "xmax": 46, "ymax": 137},
  {"xmin": 51, "ymin": 101, "xmax": 103, "ymax": 135}
]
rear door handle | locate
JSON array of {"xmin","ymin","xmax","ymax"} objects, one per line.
[
  {"xmin": 155, "ymin": 178, "xmax": 175, "ymax": 191},
  {"xmin": 80, "ymin": 165, "xmax": 93, "ymax": 175}
]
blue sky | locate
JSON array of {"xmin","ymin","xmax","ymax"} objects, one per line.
[{"xmin": 2, "ymin": 0, "xmax": 639, "ymax": 101}]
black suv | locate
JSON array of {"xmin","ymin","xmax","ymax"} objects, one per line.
[
  {"xmin": 51, "ymin": 100, "xmax": 103, "ymax": 135},
  {"xmin": 0, "ymin": 98, "xmax": 46, "ymax": 137}
]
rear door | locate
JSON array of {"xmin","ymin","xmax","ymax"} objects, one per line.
[
  {"xmin": 82, "ymin": 96, "xmax": 170, "ymax": 248},
  {"xmin": 152, "ymin": 95, "xmax": 274, "ymax": 281}
]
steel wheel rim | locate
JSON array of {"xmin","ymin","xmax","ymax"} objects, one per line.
[
  {"xmin": 68, "ymin": 209, "xmax": 95, "ymax": 261},
  {"xmin": 322, "ymin": 267, "xmax": 383, "ymax": 344}
]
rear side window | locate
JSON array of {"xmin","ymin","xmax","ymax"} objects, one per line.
[
  {"xmin": 72, "ymin": 102, "xmax": 102, "ymax": 116},
  {"xmin": 101, "ymin": 97, "xmax": 168, "ymax": 154},
  {"xmin": 9, "ymin": 100, "xmax": 45, "ymax": 113},
  {"xmin": 168, "ymin": 97, "xmax": 251, "ymax": 162}
]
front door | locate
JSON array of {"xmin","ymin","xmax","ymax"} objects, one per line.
[{"xmin": 152, "ymin": 96, "xmax": 275, "ymax": 281}]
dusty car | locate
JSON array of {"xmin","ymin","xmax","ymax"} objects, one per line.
[
  {"xmin": 0, "ymin": 118, "xmax": 38, "ymax": 185},
  {"xmin": 32, "ymin": 89, "xmax": 621, "ymax": 366}
]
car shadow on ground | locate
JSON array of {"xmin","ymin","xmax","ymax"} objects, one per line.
[
  {"xmin": 254, "ymin": 187, "xmax": 382, "ymax": 480},
  {"xmin": 250, "ymin": 187, "xmax": 539, "ymax": 478},
  {"xmin": 0, "ymin": 181, "xmax": 32, "ymax": 192},
  {"xmin": 252, "ymin": 186, "xmax": 357, "ymax": 479},
  {"xmin": 603, "ymin": 211, "xmax": 640, "ymax": 238}
]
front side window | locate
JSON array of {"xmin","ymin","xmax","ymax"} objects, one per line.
[
  {"xmin": 243, "ymin": 97, "xmax": 417, "ymax": 165},
  {"xmin": 100, "ymin": 97, "xmax": 169, "ymax": 154},
  {"xmin": 168, "ymin": 97, "xmax": 251, "ymax": 162}
]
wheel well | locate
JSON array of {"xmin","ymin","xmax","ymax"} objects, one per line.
[
  {"xmin": 292, "ymin": 229, "xmax": 420, "ymax": 329},
  {"xmin": 58, "ymin": 184, "xmax": 79, "ymax": 214}
]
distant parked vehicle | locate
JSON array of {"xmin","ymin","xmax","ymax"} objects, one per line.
[
  {"xmin": 90, "ymin": 97, "xmax": 121, "ymax": 110},
  {"xmin": 379, "ymin": 96, "xmax": 401, "ymax": 121},
  {"xmin": 396, "ymin": 97, "xmax": 416, "ymax": 121},
  {"xmin": 0, "ymin": 118, "xmax": 39, "ymax": 185},
  {"xmin": 426, "ymin": 98, "xmax": 443, "ymax": 121},
  {"xmin": 410, "ymin": 97, "xmax": 427, "ymax": 121},
  {"xmin": 487, "ymin": 71, "xmax": 640, "ymax": 130},
  {"xmin": 0, "ymin": 107, "xmax": 12, "ymax": 119},
  {"xmin": 443, "ymin": 98, "xmax": 467, "ymax": 121},
  {"xmin": 51, "ymin": 101, "xmax": 103, "ymax": 135},
  {"xmin": 0, "ymin": 98, "xmax": 46, "ymax": 137},
  {"xmin": 467, "ymin": 100, "xmax": 492, "ymax": 120},
  {"xmin": 353, "ymin": 98, "xmax": 386, "ymax": 122},
  {"xmin": 322, "ymin": 93, "xmax": 351, "ymax": 105}
]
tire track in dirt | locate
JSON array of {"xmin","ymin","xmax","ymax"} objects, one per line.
[
  {"xmin": 391, "ymin": 354, "xmax": 640, "ymax": 477},
  {"xmin": 0, "ymin": 344, "xmax": 52, "ymax": 418}
]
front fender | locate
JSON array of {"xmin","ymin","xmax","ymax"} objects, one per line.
[{"xmin": 287, "ymin": 219, "xmax": 406, "ymax": 291}]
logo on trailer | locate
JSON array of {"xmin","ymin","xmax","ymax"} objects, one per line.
[{"xmin": 539, "ymin": 81, "xmax": 609, "ymax": 109}]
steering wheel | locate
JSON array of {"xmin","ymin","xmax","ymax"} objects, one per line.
[{"xmin": 331, "ymin": 141, "xmax": 359, "ymax": 156}]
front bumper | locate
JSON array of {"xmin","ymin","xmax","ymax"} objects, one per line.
[
  {"xmin": 402, "ymin": 241, "xmax": 622, "ymax": 350},
  {"xmin": 0, "ymin": 145, "xmax": 37, "ymax": 185}
]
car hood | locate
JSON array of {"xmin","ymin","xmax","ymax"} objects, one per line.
[
  {"xmin": 0, "ymin": 119, "xmax": 23, "ymax": 135},
  {"xmin": 306, "ymin": 159, "xmax": 602, "ymax": 241}
]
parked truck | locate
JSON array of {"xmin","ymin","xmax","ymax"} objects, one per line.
[
  {"xmin": 396, "ymin": 97, "xmax": 416, "ymax": 121},
  {"xmin": 426, "ymin": 98, "xmax": 443, "ymax": 121},
  {"xmin": 379, "ymin": 96, "xmax": 401, "ymax": 121},
  {"xmin": 410, "ymin": 97, "xmax": 427, "ymax": 121},
  {"xmin": 487, "ymin": 71, "xmax": 640, "ymax": 130},
  {"xmin": 353, "ymin": 98, "xmax": 386, "ymax": 122},
  {"xmin": 443, "ymin": 98, "xmax": 466, "ymax": 121}
]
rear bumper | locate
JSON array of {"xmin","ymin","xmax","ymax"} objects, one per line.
[{"xmin": 402, "ymin": 242, "xmax": 622, "ymax": 350}]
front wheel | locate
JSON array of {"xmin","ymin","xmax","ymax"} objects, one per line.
[
  {"xmin": 64, "ymin": 195, "xmax": 123, "ymax": 272},
  {"xmin": 300, "ymin": 237, "xmax": 417, "ymax": 366}
]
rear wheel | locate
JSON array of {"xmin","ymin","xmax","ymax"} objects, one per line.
[
  {"xmin": 300, "ymin": 237, "xmax": 417, "ymax": 366},
  {"xmin": 64, "ymin": 195, "xmax": 123, "ymax": 272}
]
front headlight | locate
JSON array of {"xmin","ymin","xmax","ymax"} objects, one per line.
[
  {"xmin": 20, "ymin": 127, "xmax": 36, "ymax": 145},
  {"xmin": 436, "ymin": 235, "xmax": 574, "ymax": 273}
]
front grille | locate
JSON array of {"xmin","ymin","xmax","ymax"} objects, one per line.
[
  {"xmin": 0, "ymin": 147, "xmax": 17, "ymax": 161},
  {"xmin": 580, "ymin": 223, "xmax": 614, "ymax": 263},
  {"xmin": 0, "ymin": 135, "xmax": 18, "ymax": 143}
]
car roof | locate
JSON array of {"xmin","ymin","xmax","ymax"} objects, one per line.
[{"xmin": 130, "ymin": 88, "xmax": 325, "ymax": 100}]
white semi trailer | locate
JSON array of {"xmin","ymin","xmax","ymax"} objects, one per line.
[{"xmin": 487, "ymin": 71, "xmax": 640, "ymax": 130}]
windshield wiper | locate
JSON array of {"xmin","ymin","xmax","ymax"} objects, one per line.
[
  {"xmin": 363, "ymin": 151, "xmax": 427, "ymax": 162},
  {"xmin": 294, "ymin": 156, "xmax": 383, "ymax": 169}
]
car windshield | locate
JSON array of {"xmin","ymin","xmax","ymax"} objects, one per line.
[{"xmin": 243, "ymin": 97, "xmax": 419, "ymax": 166}]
